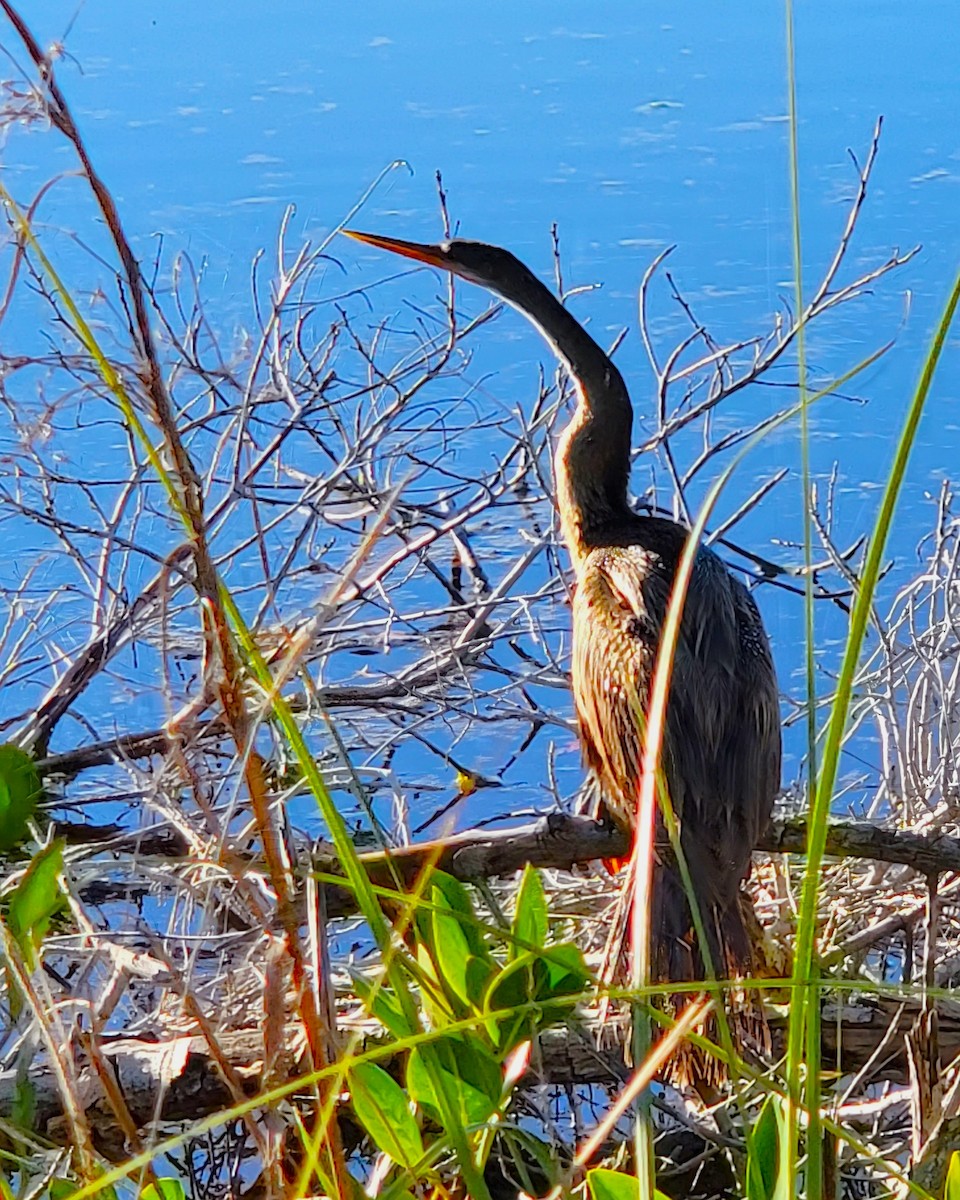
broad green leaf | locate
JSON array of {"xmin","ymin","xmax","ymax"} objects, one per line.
[
  {"xmin": 415, "ymin": 939, "xmax": 457, "ymax": 1028},
  {"xmin": 511, "ymin": 865, "xmax": 547, "ymax": 957},
  {"xmin": 9, "ymin": 840, "xmax": 66, "ymax": 967},
  {"xmin": 48, "ymin": 1182, "xmax": 116, "ymax": 1200},
  {"xmin": 746, "ymin": 1094, "xmax": 786, "ymax": 1200},
  {"xmin": 429, "ymin": 872, "xmax": 488, "ymax": 957},
  {"xmin": 0, "ymin": 745, "xmax": 41, "ymax": 850},
  {"xmin": 485, "ymin": 943, "xmax": 590, "ymax": 1050},
  {"xmin": 350, "ymin": 1061, "xmax": 423, "ymax": 1170},
  {"xmin": 350, "ymin": 972, "xmax": 414, "ymax": 1039},
  {"xmin": 945, "ymin": 1151, "xmax": 960, "ymax": 1200},
  {"xmin": 465, "ymin": 953, "xmax": 495, "ymax": 1006},
  {"xmin": 431, "ymin": 895, "xmax": 472, "ymax": 1009},
  {"xmin": 486, "ymin": 944, "xmax": 589, "ymax": 1016},
  {"xmin": 483, "ymin": 951, "xmax": 540, "ymax": 1050},
  {"xmin": 537, "ymin": 941, "xmax": 591, "ymax": 996},
  {"xmin": 141, "ymin": 1181, "xmax": 186, "ymax": 1200},
  {"xmin": 587, "ymin": 1168, "xmax": 670, "ymax": 1200},
  {"xmin": 429, "ymin": 876, "xmax": 493, "ymax": 1010},
  {"xmin": 408, "ymin": 1032, "xmax": 501, "ymax": 1129}
]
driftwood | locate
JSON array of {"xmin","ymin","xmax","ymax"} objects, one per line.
[
  {"xmin": 28, "ymin": 807, "xmax": 957, "ymax": 1169},
  {"xmin": 58, "ymin": 810, "xmax": 960, "ymax": 918},
  {"xmin": 11, "ymin": 994, "xmax": 957, "ymax": 1155},
  {"xmin": 316, "ymin": 811, "xmax": 960, "ymax": 917}
]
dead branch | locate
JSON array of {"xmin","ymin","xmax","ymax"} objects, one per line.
[
  {"xmin": 54, "ymin": 810, "xmax": 960, "ymax": 926},
  {"xmin": 310, "ymin": 813, "xmax": 960, "ymax": 918},
  {"xmin": 10, "ymin": 993, "xmax": 959, "ymax": 1153}
]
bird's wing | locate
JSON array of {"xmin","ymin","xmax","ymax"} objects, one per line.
[
  {"xmin": 716, "ymin": 580, "xmax": 781, "ymax": 847},
  {"xmin": 577, "ymin": 544, "xmax": 780, "ymax": 977},
  {"xmin": 573, "ymin": 547, "xmax": 705, "ymax": 825},
  {"xmin": 575, "ymin": 545, "xmax": 751, "ymax": 824},
  {"xmin": 604, "ymin": 547, "xmax": 726, "ymax": 791}
]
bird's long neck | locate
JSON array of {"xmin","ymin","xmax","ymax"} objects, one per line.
[
  {"xmin": 554, "ymin": 396, "xmax": 632, "ymax": 563},
  {"xmin": 505, "ymin": 280, "xmax": 634, "ymax": 565}
]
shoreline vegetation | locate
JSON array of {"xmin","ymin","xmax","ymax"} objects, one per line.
[{"xmin": 1, "ymin": 7, "xmax": 960, "ymax": 1199}]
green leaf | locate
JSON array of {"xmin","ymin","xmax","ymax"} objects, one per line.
[
  {"xmin": 486, "ymin": 944, "xmax": 589, "ymax": 1017},
  {"xmin": 944, "ymin": 1151, "xmax": 960, "ymax": 1200},
  {"xmin": 746, "ymin": 1095, "xmax": 786, "ymax": 1200},
  {"xmin": 408, "ymin": 1032, "xmax": 501, "ymax": 1129},
  {"xmin": 484, "ymin": 951, "xmax": 540, "ymax": 1050},
  {"xmin": 511, "ymin": 865, "xmax": 547, "ymax": 957},
  {"xmin": 485, "ymin": 942, "xmax": 591, "ymax": 1051},
  {"xmin": 465, "ymin": 952, "xmax": 495, "ymax": 1004},
  {"xmin": 431, "ymin": 897, "xmax": 472, "ymax": 1008},
  {"xmin": 536, "ymin": 941, "xmax": 591, "ymax": 996},
  {"xmin": 141, "ymin": 1181, "xmax": 186, "ymax": 1200},
  {"xmin": 350, "ymin": 1061, "xmax": 423, "ymax": 1170},
  {"xmin": 429, "ymin": 876, "xmax": 493, "ymax": 1010},
  {"xmin": 49, "ymin": 1182, "xmax": 116, "ymax": 1200},
  {"xmin": 350, "ymin": 972, "xmax": 414, "ymax": 1039},
  {"xmin": 430, "ymin": 872, "xmax": 488, "ymax": 957},
  {"xmin": 587, "ymin": 1167, "xmax": 669, "ymax": 1200},
  {"xmin": 0, "ymin": 745, "xmax": 41, "ymax": 850},
  {"xmin": 9, "ymin": 840, "xmax": 66, "ymax": 967},
  {"xmin": 414, "ymin": 939, "xmax": 459, "ymax": 1029}
]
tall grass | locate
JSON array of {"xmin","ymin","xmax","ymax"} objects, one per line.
[
  {"xmin": 784, "ymin": 0, "xmax": 821, "ymax": 1185},
  {"xmin": 781, "ymin": 2, "xmax": 960, "ymax": 1196}
]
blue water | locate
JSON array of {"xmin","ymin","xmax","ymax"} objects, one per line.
[{"xmin": 2, "ymin": 2, "xmax": 958, "ymax": 828}]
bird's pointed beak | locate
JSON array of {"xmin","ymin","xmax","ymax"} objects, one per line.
[{"xmin": 343, "ymin": 229, "xmax": 449, "ymax": 269}]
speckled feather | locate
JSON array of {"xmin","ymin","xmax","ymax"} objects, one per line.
[{"xmin": 572, "ymin": 517, "xmax": 780, "ymax": 981}]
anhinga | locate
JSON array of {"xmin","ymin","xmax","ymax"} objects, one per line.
[{"xmin": 344, "ymin": 229, "xmax": 781, "ymax": 1041}]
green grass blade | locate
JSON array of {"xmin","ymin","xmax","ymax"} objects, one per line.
[
  {"xmin": 785, "ymin": 268, "xmax": 960, "ymax": 1194},
  {"xmin": 5, "ymin": 175, "xmax": 495, "ymax": 1200},
  {"xmin": 783, "ymin": 0, "xmax": 819, "ymax": 1187}
]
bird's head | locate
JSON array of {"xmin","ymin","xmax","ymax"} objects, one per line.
[
  {"xmin": 344, "ymin": 227, "xmax": 633, "ymax": 536},
  {"xmin": 343, "ymin": 229, "xmax": 541, "ymax": 309}
]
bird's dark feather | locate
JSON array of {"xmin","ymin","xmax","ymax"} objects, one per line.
[{"xmin": 573, "ymin": 524, "xmax": 779, "ymax": 981}]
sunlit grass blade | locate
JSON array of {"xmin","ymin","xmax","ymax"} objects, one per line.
[
  {"xmin": 575, "ymin": 995, "xmax": 713, "ymax": 1175},
  {"xmin": 783, "ymin": 0, "xmax": 821, "ymax": 1188},
  {"xmin": 630, "ymin": 339, "xmax": 892, "ymax": 987},
  {"xmin": 785, "ymin": 266, "xmax": 960, "ymax": 1196}
]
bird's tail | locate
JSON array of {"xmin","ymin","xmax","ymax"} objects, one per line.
[
  {"xmin": 596, "ymin": 815, "xmax": 773, "ymax": 1084},
  {"xmin": 650, "ymin": 863, "xmax": 771, "ymax": 1087},
  {"xmin": 651, "ymin": 862, "xmax": 754, "ymax": 980}
]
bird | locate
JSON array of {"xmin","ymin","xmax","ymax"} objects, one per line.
[{"xmin": 344, "ymin": 229, "xmax": 781, "ymax": 1066}]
